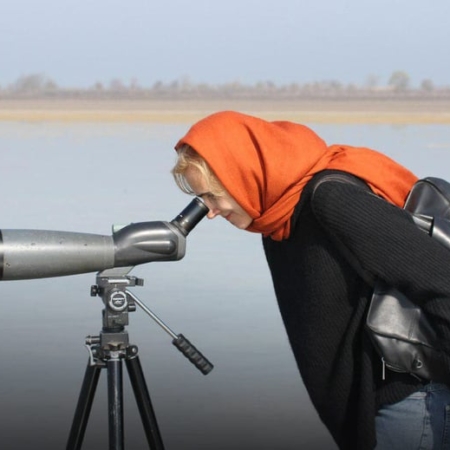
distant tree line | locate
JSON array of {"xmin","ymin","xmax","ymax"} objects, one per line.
[{"xmin": 1, "ymin": 72, "xmax": 450, "ymax": 101}]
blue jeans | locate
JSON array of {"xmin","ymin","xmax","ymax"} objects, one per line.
[{"xmin": 375, "ymin": 382, "xmax": 450, "ymax": 450}]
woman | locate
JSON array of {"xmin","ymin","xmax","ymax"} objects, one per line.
[{"xmin": 171, "ymin": 110, "xmax": 450, "ymax": 449}]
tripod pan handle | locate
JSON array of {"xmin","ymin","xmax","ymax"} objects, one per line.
[{"xmin": 172, "ymin": 334, "xmax": 214, "ymax": 375}]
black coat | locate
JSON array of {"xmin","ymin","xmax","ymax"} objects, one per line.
[{"xmin": 262, "ymin": 169, "xmax": 450, "ymax": 449}]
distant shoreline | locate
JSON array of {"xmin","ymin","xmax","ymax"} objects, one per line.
[{"xmin": 1, "ymin": 98, "xmax": 450, "ymax": 124}]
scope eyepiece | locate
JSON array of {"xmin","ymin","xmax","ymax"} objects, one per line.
[{"xmin": 171, "ymin": 197, "xmax": 209, "ymax": 236}]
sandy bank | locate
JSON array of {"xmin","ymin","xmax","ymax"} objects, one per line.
[{"xmin": 1, "ymin": 98, "xmax": 450, "ymax": 124}]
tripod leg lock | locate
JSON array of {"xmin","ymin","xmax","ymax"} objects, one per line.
[{"xmin": 172, "ymin": 334, "xmax": 214, "ymax": 375}]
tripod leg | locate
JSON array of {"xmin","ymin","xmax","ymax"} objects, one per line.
[
  {"xmin": 126, "ymin": 355, "xmax": 165, "ymax": 450},
  {"xmin": 107, "ymin": 356, "xmax": 125, "ymax": 450},
  {"xmin": 67, "ymin": 360, "xmax": 102, "ymax": 450}
]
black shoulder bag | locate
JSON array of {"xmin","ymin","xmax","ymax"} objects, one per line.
[{"xmin": 314, "ymin": 174, "xmax": 450, "ymax": 381}]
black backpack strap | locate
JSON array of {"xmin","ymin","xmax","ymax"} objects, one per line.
[{"xmin": 311, "ymin": 171, "xmax": 372, "ymax": 197}]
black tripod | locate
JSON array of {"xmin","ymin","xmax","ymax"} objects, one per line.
[{"xmin": 66, "ymin": 268, "xmax": 214, "ymax": 450}]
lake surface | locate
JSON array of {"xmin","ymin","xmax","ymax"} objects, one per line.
[{"xmin": 1, "ymin": 120, "xmax": 450, "ymax": 450}]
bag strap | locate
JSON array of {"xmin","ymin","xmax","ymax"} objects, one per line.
[{"xmin": 312, "ymin": 172, "xmax": 371, "ymax": 197}]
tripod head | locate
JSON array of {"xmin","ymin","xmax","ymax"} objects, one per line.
[
  {"xmin": 0, "ymin": 197, "xmax": 208, "ymax": 281},
  {"xmin": 89, "ymin": 266, "xmax": 214, "ymax": 375}
]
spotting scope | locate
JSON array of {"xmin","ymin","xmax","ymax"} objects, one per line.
[{"xmin": 0, "ymin": 197, "xmax": 208, "ymax": 281}]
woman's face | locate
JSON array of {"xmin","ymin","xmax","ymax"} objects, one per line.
[{"xmin": 184, "ymin": 166, "xmax": 253, "ymax": 230}]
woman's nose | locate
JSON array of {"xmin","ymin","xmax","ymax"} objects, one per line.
[{"xmin": 207, "ymin": 207, "xmax": 220, "ymax": 219}]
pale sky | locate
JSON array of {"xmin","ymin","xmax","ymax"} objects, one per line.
[{"xmin": 1, "ymin": 0, "xmax": 450, "ymax": 89}]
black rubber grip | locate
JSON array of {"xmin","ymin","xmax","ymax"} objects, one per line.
[{"xmin": 172, "ymin": 334, "xmax": 214, "ymax": 375}]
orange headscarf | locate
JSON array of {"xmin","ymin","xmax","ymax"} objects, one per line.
[{"xmin": 175, "ymin": 111, "xmax": 418, "ymax": 241}]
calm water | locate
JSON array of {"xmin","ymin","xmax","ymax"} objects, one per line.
[{"xmin": 1, "ymin": 120, "xmax": 450, "ymax": 450}]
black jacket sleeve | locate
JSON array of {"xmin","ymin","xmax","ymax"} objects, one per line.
[{"xmin": 310, "ymin": 179, "xmax": 450, "ymax": 306}]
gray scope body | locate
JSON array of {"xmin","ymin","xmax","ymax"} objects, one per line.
[{"xmin": 0, "ymin": 198, "xmax": 208, "ymax": 281}]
